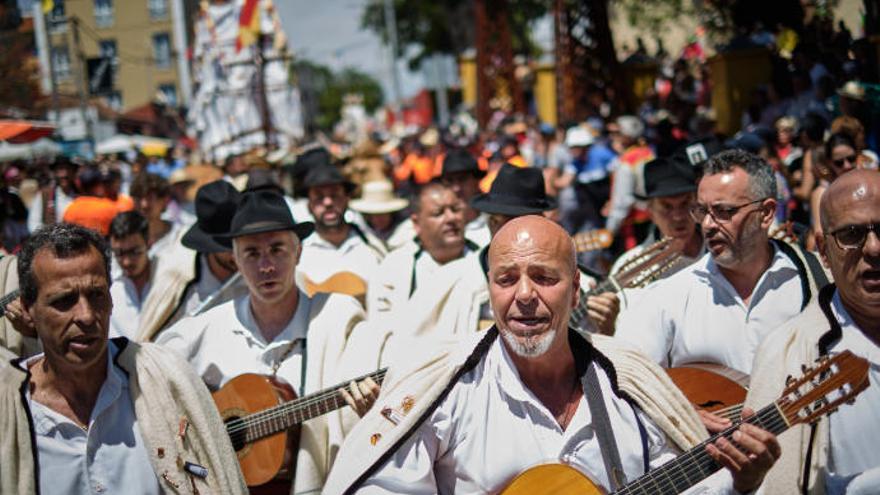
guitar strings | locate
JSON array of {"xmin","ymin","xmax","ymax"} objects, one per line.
[
  {"xmin": 619, "ymin": 410, "xmax": 788, "ymax": 494},
  {"xmin": 225, "ymin": 369, "xmax": 388, "ymax": 435}
]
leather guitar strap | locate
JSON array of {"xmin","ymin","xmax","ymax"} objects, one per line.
[{"xmin": 582, "ymin": 362, "xmax": 626, "ymax": 491}]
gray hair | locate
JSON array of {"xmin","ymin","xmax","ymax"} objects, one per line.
[{"xmin": 701, "ymin": 149, "xmax": 777, "ymax": 200}]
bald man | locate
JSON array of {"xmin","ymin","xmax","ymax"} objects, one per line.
[
  {"xmin": 744, "ymin": 169, "xmax": 880, "ymax": 494},
  {"xmin": 325, "ymin": 216, "xmax": 779, "ymax": 494}
]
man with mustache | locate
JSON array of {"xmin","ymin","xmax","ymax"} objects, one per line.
[
  {"xmin": 616, "ymin": 149, "xmax": 826, "ymax": 376},
  {"xmin": 325, "ymin": 216, "xmax": 780, "ymax": 494},
  {"xmin": 0, "ymin": 224, "xmax": 246, "ymax": 494},
  {"xmin": 157, "ymin": 190, "xmax": 379, "ymax": 494},
  {"xmin": 744, "ymin": 169, "xmax": 880, "ymax": 493}
]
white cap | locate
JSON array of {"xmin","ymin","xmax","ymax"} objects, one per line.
[{"xmin": 565, "ymin": 126, "xmax": 595, "ymax": 148}]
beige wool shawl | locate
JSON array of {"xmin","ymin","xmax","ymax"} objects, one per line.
[
  {"xmin": 0, "ymin": 339, "xmax": 247, "ymax": 495},
  {"xmin": 323, "ymin": 328, "xmax": 708, "ymax": 494},
  {"xmin": 0, "ymin": 255, "xmax": 40, "ymax": 358}
]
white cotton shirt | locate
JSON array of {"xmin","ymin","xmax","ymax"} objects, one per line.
[
  {"xmin": 298, "ymin": 227, "xmax": 383, "ymax": 290},
  {"xmin": 616, "ymin": 246, "xmax": 806, "ymax": 374},
  {"xmin": 825, "ymin": 291, "xmax": 880, "ymax": 479},
  {"xmin": 358, "ymin": 337, "xmax": 736, "ymax": 494},
  {"xmin": 464, "ymin": 214, "xmax": 491, "ymax": 248},
  {"xmin": 108, "ymin": 273, "xmax": 151, "ymax": 340},
  {"xmin": 22, "ymin": 341, "xmax": 161, "ymax": 495},
  {"xmin": 156, "ymin": 292, "xmax": 310, "ymax": 392}
]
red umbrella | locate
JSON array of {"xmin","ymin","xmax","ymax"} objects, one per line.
[{"xmin": 0, "ymin": 120, "xmax": 56, "ymax": 144}]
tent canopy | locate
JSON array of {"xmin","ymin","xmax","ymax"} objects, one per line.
[{"xmin": 0, "ymin": 120, "xmax": 56, "ymax": 144}]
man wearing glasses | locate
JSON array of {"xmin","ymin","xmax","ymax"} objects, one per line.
[
  {"xmin": 108, "ymin": 211, "xmax": 155, "ymax": 340},
  {"xmin": 743, "ymin": 169, "xmax": 880, "ymax": 493},
  {"xmin": 615, "ymin": 149, "xmax": 825, "ymax": 376}
]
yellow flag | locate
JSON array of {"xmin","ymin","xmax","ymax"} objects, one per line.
[{"xmin": 42, "ymin": 0, "xmax": 55, "ymax": 14}]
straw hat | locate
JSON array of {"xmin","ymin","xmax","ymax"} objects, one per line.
[{"xmin": 349, "ymin": 180, "xmax": 409, "ymax": 214}]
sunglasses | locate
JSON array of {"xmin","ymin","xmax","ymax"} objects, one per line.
[
  {"xmin": 826, "ymin": 223, "xmax": 880, "ymax": 250},
  {"xmin": 689, "ymin": 199, "xmax": 766, "ymax": 224},
  {"xmin": 832, "ymin": 154, "xmax": 857, "ymax": 169}
]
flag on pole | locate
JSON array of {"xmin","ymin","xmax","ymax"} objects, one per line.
[
  {"xmin": 41, "ymin": 0, "xmax": 55, "ymax": 14},
  {"xmin": 235, "ymin": 0, "xmax": 261, "ymax": 52}
]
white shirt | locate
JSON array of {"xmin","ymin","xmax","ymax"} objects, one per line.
[
  {"xmin": 157, "ymin": 292, "xmax": 310, "ymax": 391},
  {"xmin": 359, "ymin": 337, "xmax": 734, "ymax": 494},
  {"xmin": 22, "ymin": 341, "xmax": 161, "ymax": 495},
  {"xmin": 825, "ymin": 291, "xmax": 880, "ymax": 479},
  {"xmin": 109, "ymin": 272, "xmax": 151, "ymax": 340},
  {"xmin": 176, "ymin": 254, "xmax": 249, "ymax": 320},
  {"xmin": 298, "ymin": 227, "xmax": 383, "ymax": 291},
  {"xmin": 616, "ymin": 246, "xmax": 805, "ymax": 374},
  {"xmin": 464, "ymin": 214, "xmax": 491, "ymax": 248}
]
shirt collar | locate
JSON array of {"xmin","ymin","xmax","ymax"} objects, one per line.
[
  {"xmin": 698, "ymin": 242, "xmax": 794, "ymax": 282},
  {"xmin": 234, "ymin": 290, "xmax": 311, "ymax": 347},
  {"xmin": 303, "ymin": 225, "xmax": 363, "ymax": 253}
]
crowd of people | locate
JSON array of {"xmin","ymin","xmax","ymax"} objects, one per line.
[{"xmin": 1, "ymin": 21, "xmax": 879, "ymax": 495}]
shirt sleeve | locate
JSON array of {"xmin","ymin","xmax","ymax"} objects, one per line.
[
  {"xmin": 355, "ymin": 421, "xmax": 442, "ymax": 494},
  {"xmin": 614, "ymin": 283, "xmax": 675, "ymax": 367}
]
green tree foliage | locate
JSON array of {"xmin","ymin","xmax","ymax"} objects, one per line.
[
  {"xmin": 360, "ymin": 0, "xmax": 548, "ymax": 69},
  {"xmin": 291, "ymin": 59, "xmax": 384, "ymax": 131}
]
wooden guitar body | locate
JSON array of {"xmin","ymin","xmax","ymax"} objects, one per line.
[
  {"xmin": 666, "ymin": 363, "xmax": 749, "ymax": 414},
  {"xmin": 212, "ymin": 374, "xmax": 299, "ymax": 487},
  {"xmin": 501, "ymin": 464, "xmax": 603, "ymax": 495}
]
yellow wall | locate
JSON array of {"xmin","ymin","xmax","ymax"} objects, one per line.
[
  {"xmin": 49, "ymin": 0, "xmax": 181, "ymax": 111},
  {"xmin": 534, "ymin": 63, "xmax": 557, "ymax": 126}
]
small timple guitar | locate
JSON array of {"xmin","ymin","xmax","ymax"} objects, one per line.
[
  {"xmin": 666, "ymin": 363, "xmax": 750, "ymax": 420},
  {"xmin": 301, "ymin": 271, "xmax": 368, "ymax": 300},
  {"xmin": 213, "ymin": 368, "xmax": 387, "ymax": 487},
  {"xmin": 501, "ymin": 350, "xmax": 870, "ymax": 494},
  {"xmin": 0, "ymin": 289, "xmax": 21, "ymax": 317},
  {"xmin": 572, "ymin": 228, "xmax": 614, "ymax": 253}
]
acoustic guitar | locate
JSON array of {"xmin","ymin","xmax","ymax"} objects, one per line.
[
  {"xmin": 501, "ymin": 350, "xmax": 869, "ymax": 494},
  {"xmin": 572, "ymin": 228, "xmax": 614, "ymax": 253},
  {"xmin": 569, "ymin": 238, "xmax": 683, "ymax": 332},
  {"xmin": 666, "ymin": 363, "xmax": 749, "ymax": 421},
  {"xmin": 213, "ymin": 368, "xmax": 387, "ymax": 486},
  {"xmin": 301, "ymin": 271, "xmax": 368, "ymax": 300}
]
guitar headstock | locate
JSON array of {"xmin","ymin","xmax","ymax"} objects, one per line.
[
  {"xmin": 778, "ymin": 350, "xmax": 870, "ymax": 427},
  {"xmin": 573, "ymin": 229, "xmax": 613, "ymax": 253}
]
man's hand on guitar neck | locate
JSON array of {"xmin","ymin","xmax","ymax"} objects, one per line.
[
  {"xmin": 339, "ymin": 376, "xmax": 381, "ymax": 417},
  {"xmin": 705, "ymin": 407, "xmax": 781, "ymax": 494},
  {"xmin": 5, "ymin": 299, "xmax": 36, "ymax": 338},
  {"xmin": 585, "ymin": 292, "xmax": 619, "ymax": 336}
]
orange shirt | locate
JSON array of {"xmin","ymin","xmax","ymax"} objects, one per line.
[
  {"xmin": 479, "ymin": 155, "xmax": 528, "ymax": 192},
  {"xmin": 63, "ymin": 196, "xmax": 133, "ymax": 236}
]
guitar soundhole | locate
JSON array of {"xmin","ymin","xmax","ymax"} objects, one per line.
[{"xmin": 225, "ymin": 416, "xmax": 247, "ymax": 451}]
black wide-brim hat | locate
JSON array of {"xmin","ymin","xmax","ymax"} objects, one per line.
[
  {"xmin": 441, "ymin": 148, "xmax": 486, "ymax": 178},
  {"xmin": 302, "ymin": 164, "xmax": 356, "ymax": 193},
  {"xmin": 214, "ymin": 189, "xmax": 314, "ymax": 247},
  {"xmin": 182, "ymin": 180, "xmax": 241, "ymax": 253},
  {"xmin": 470, "ymin": 164, "xmax": 557, "ymax": 216},
  {"xmin": 635, "ymin": 156, "xmax": 697, "ymax": 200}
]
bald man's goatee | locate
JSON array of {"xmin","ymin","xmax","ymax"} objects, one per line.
[{"xmin": 501, "ymin": 328, "xmax": 556, "ymax": 358}]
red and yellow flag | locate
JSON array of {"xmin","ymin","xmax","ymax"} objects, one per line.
[{"xmin": 235, "ymin": 0, "xmax": 261, "ymax": 52}]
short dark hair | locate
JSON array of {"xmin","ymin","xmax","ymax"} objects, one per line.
[
  {"xmin": 18, "ymin": 223, "xmax": 111, "ymax": 306},
  {"xmin": 109, "ymin": 211, "xmax": 149, "ymax": 241},
  {"xmin": 702, "ymin": 149, "xmax": 777, "ymax": 200},
  {"xmin": 129, "ymin": 173, "xmax": 170, "ymax": 199},
  {"xmin": 824, "ymin": 132, "xmax": 857, "ymax": 158},
  {"xmin": 411, "ymin": 179, "xmax": 451, "ymax": 214}
]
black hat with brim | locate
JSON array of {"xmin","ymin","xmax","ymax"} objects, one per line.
[
  {"xmin": 470, "ymin": 164, "xmax": 557, "ymax": 216},
  {"xmin": 635, "ymin": 156, "xmax": 697, "ymax": 200},
  {"xmin": 214, "ymin": 189, "xmax": 314, "ymax": 248},
  {"xmin": 182, "ymin": 180, "xmax": 241, "ymax": 253},
  {"xmin": 441, "ymin": 149, "xmax": 486, "ymax": 178},
  {"xmin": 302, "ymin": 164, "xmax": 356, "ymax": 193}
]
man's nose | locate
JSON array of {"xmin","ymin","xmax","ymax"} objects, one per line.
[
  {"xmin": 863, "ymin": 230, "xmax": 880, "ymax": 257},
  {"xmin": 72, "ymin": 295, "xmax": 97, "ymax": 327}
]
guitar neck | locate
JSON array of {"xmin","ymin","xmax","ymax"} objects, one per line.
[
  {"xmin": 230, "ymin": 368, "xmax": 387, "ymax": 445},
  {"xmin": 0, "ymin": 289, "xmax": 20, "ymax": 317},
  {"xmin": 617, "ymin": 403, "xmax": 787, "ymax": 494},
  {"xmin": 568, "ymin": 278, "xmax": 619, "ymax": 327}
]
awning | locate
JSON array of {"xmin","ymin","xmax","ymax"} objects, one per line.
[{"xmin": 0, "ymin": 120, "xmax": 56, "ymax": 143}]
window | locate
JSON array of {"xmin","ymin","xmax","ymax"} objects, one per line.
[
  {"xmin": 51, "ymin": 45, "xmax": 71, "ymax": 80},
  {"xmin": 158, "ymin": 84, "xmax": 177, "ymax": 107},
  {"xmin": 93, "ymin": 0, "xmax": 113, "ymax": 27},
  {"xmin": 99, "ymin": 39, "xmax": 118, "ymax": 82},
  {"xmin": 48, "ymin": 0, "xmax": 66, "ymax": 32},
  {"xmin": 147, "ymin": 0, "xmax": 168, "ymax": 20},
  {"xmin": 103, "ymin": 91, "xmax": 123, "ymax": 111},
  {"xmin": 152, "ymin": 32, "xmax": 171, "ymax": 68}
]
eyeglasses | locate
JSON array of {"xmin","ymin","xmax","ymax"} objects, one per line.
[
  {"xmin": 832, "ymin": 154, "xmax": 857, "ymax": 169},
  {"xmin": 825, "ymin": 223, "xmax": 880, "ymax": 250},
  {"xmin": 112, "ymin": 247, "xmax": 146, "ymax": 259},
  {"xmin": 689, "ymin": 199, "xmax": 766, "ymax": 224}
]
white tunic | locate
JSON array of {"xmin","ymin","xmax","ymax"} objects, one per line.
[
  {"xmin": 109, "ymin": 273, "xmax": 151, "ymax": 340},
  {"xmin": 616, "ymin": 246, "xmax": 806, "ymax": 374},
  {"xmin": 298, "ymin": 227, "xmax": 383, "ymax": 292},
  {"xmin": 464, "ymin": 214, "xmax": 491, "ymax": 248},
  {"xmin": 825, "ymin": 292, "xmax": 880, "ymax": 480},
  {"xmin": 358, "ymin": 338, "xmax": 735, "ymax": 494},
  {"xmin": 156, "ymin": 292, "xmax": 310, "ymax": 392},
  {"xmin": 23, "ymin": 341, "xmax": 161, "ymax": 495}
]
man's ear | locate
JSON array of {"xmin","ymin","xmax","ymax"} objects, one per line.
[
  {"xmin": 410, "ymin": 212, "xmax": 421, "ymax": 237},
  {"xmin": 816, "ymin": 230, "xmax": 831, "ymax": 268},
  {"xmin": 760, "ymin": 198, "xmax": 777, "ymax": 229}
]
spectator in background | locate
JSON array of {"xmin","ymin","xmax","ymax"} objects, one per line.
[
  {"xmin": 108, "ymin": 211, "xmax": 154, "ymax": 339},
  {"xmin": 63, "ymin": 166, "xmax": 133, "ymax": 236},
  {"xmin": 774, "ymin": 116, "xmax": 802, "ymax": 165},
  {"xmin": 349, "ymin": 180, "xmax": 412, "ymax": 252},
  {"xmin": 27, "ymin": 160, "xmax": 78, "ymax": 233},
  {"xmin": 129, "ymin": 173, "xmax": 180, "ymax": 258},
  {"xmin": 605, "ymin": 115, "xmax": 654, "ymax": 250},
  {"xmin": 439, "ymin": 149, "xmax": 491, "ymax": 248}
]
